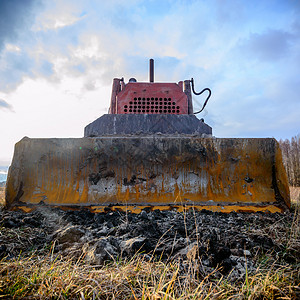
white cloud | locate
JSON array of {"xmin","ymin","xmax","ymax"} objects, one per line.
[
  {"xmin": 0, "ymin": 0, "xmax": 300, "ymax": 163},
  {"xmin": 33, "ymin": 0, "xmax": 85, "ymax": 30},
  {"xmin": 4, "ymin": 44, "xmax": 21, "ymax": 52}
]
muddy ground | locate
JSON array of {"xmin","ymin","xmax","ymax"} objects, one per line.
[{"xmin": 0, "ymin": 207, "xmax": 298, "ymax": 282}]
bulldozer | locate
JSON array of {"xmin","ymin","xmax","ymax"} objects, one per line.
[{"xmin": 5, "ymin": 59, "xmax": 290, "ymax": 213}]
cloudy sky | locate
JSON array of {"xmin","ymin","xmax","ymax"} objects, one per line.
[{"xmin": 0, "ymin": 0, "xmax": 299, "ymax": 166}]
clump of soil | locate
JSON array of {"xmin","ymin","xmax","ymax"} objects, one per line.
[{"xmin": 0, "ymin": 207, "xmax": 298, "ymax": 280}]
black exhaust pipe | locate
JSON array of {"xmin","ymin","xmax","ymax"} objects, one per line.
[{"xmin": 149, "ymin": 58, "xmax": 154, "ymax": 82}]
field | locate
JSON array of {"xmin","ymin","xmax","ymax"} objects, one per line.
[
  {"xmin": 0, "ymin": 187, "xmax": 299, "ymax": 299},
  {"xmin": 0, "ymin": 187, "xmax": 4, "ymax": 205}
]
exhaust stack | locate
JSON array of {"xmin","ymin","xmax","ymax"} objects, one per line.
[{"xmin": 149, "ymin": 58, "xmax": 154, "ymax": 82}]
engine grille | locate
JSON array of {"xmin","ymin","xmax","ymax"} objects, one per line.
[{"xmin": 123, "ymin": 97, "xmax": 180, "ymax": 114}]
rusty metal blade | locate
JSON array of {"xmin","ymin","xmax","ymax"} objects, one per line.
[{"xmin": 5, "ymin": 137, "xmax": 290, "ymax": 213}]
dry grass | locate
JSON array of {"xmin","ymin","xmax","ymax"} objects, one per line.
[
  {"xmin": 0, "ymin": 187, "xmax": 299, "ymax": 299},
  {"xmin": 0, "ymin": 240, "xmax": 299, "ymax": 299},
  {"xmin": 290, "ymin": 186, "xmax": 300, "ymax": 204},
  {"xmin": 0, "ymin": 187, "xmax": 5, "ymax": 207}
]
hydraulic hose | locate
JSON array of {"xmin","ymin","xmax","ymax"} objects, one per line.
[{"xmin": 191, "ymin": 78, "xmax": 211, "ymax": 114}]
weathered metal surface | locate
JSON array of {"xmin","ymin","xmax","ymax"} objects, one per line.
[
  {"xmin": 84, "ymin": 114, "xmax": 212, "ymax": 137},
  {"xmin": 184, "ymin": 80, "xmax": 193, "ymax": 114},
  {"xmin": 109, "ymin": 78, "xmax": 121, "ymax": 114},
  {"xmin": 5, "ymin": 137, "xmax": 290, "ymax": 212},
  {"xmin": 115, "ymin": 82, "xmax": 188, "ymax": 114}
]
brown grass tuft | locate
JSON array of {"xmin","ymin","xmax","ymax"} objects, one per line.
[
  {"xmin": 0, "ymin": 246, "xmax": 299, "ymax": 299},
  {"xmin": 0, "ymin": 186, "xmax": 299, "ymax": 299},
  {"xmin": 0, "ymin": 187, "xmax": 5, "ymax": 207}
]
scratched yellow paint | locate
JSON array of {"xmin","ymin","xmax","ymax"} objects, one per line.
[
  {"xmin": 12, "ymin": 204, "xmax": 283, "ymax": 214},
  {"xmin": 5, "ymin": 137, "xmax": 291, "ymax": 213}
]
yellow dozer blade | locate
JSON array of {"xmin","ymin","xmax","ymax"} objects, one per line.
[{"xmin": 5, "ymin": 136, "xmax": 290, "ymax": 213}]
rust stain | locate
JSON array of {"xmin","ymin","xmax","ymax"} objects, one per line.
[
  {"xmin": 12, "ymin": 204, "xmax": 284, "ymax": 214},
  {"xmin": 5, "ymin": 137, "xmax": 291, "ymax": 212}
]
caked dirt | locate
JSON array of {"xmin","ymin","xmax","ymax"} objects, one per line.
[{"xmin": 0, "ymin": 207, "xmax": 298, "ymax": 281}]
